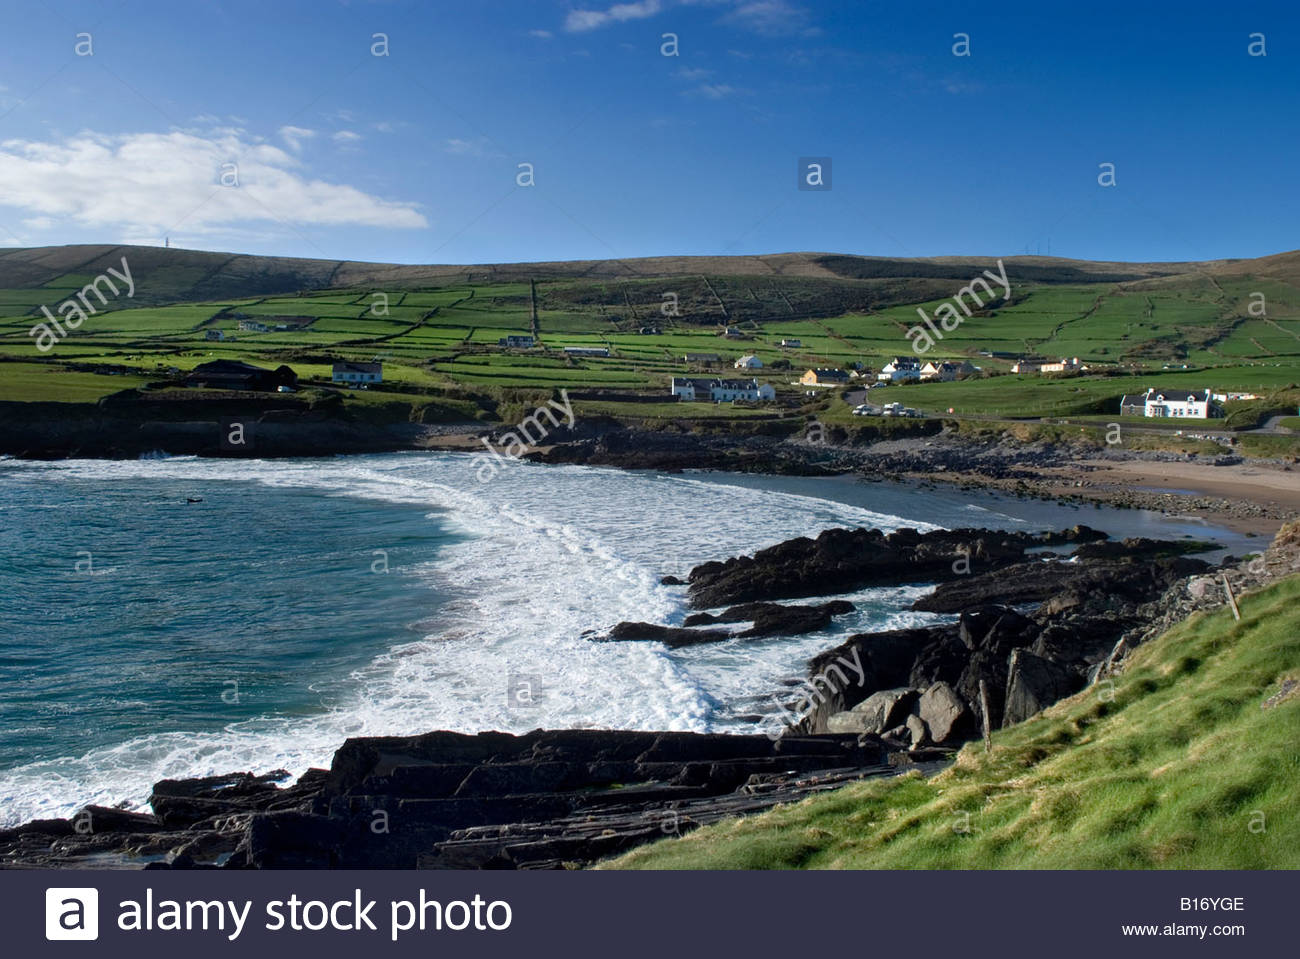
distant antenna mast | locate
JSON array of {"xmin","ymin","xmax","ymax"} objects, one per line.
[{"xmin": 164, "ymin": 236, "xmax": 169, "ymax": 248}]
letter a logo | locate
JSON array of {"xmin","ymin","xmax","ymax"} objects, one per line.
[{"xmin": 46, "ymin": 888, "xmax": 99, "ymax": 941}]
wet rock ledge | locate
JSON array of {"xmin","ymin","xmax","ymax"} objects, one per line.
[{"xmin": 0, "ymin": 730, "xmax": 933, "ymax": 870}]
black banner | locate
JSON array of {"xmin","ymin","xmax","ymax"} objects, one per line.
[{"xmin": 9, "ymin": 869, "xmax": 1285, "ymax": 957}]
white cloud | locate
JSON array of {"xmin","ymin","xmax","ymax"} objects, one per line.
[
  {"xmin": 443, "ymin": 137, "xmax": 502, "ymax": 158},
  {"xmin": 0, "ymin": 129, "xmax": 428, "ymax": 236},
  {"xmin": 332, "ymin": 130, "xmax": 362, "ymax": 143},
  {"xmin": 691, "ymin": 82, "xmax": 740, "ymax": 99},
  {"xmin": 558, "ymin": 1, "xmax": 816, "ymax": 37},
  {"xmin": 529, "ymin": 29, "xmax": 553, "ymax": 39},
  {"xmin": 675, "ymin": 66, "xmax": 712, "ymax": 80},
  {"xmin": 565, "ymin": 0, "xmax": 663, "ymax": 33},
  {"xmin": 723, "ymin": 0, "xmax": 815, "ymax": 36},
  {"xmin": 279, "ymin": 125, "xmax": 316, "ymax": 152}
]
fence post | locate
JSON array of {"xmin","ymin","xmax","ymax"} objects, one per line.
[
  {"xmin": 1221, "ymin": 574, "xmax": 1241, "ymax": 621},
  {"xmin": 979, "ymin": 680, "xmax": 993, "ymax": 754}
]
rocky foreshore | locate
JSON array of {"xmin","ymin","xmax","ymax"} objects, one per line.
[
  {"xmin": 0, "ymin": 730, "xmax": 933, "ymax": 870},
  {"xmin": 527, "ymin": 423, "xmax": 1299, "ymax": 530}
]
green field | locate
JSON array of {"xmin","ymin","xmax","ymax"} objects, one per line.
[
  {"xmin": 607, "ymin": 566, "xmax": 1300, "ymax": 869},
  {"xmin": 3, "ymin": 247, "xmax": 1300, "ymax": 433}
]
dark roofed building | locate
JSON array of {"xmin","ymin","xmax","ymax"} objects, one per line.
[
  {"xmin": 332, "ymin": 361, "xmax": 383, "ymax": 385},
  {"xmin": 186, "ymin": 360, "xmax": 297, "ymax": 392},
  {"xmin": 1119, "ymin": 393, "xmax": 1146, "ymax": 416}
]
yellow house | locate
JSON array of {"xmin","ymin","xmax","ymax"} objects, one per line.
[{"xmin": 800, "ymin": 368, "xmax": 850, "ymax": 387}]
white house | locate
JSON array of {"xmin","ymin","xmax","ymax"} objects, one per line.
[
  {"xmin": 1013, "ymin": 356, "xmax": 1082, "ymax": 374},
  {"xmin": 780, "ymin": 338, "xmax": 802, "ymax": 348},
  {"xmin": 878, "ymin": 357, "xmax": 922, "ymax": 383},
  {"xmin": 920, "ymin": 360, "xmax": 974, "ymax": 382},
  {"xmin": 1119, "ymin": 387, "xmax": 1218, "ymax": 419},
  {"xmin": 671, "ymin": 377, "xmax": 775, "ymax": 402},
  {"xmin": 734, "ymin": 354, "xmax": 763, "ymax": 370},
  {"xmin": 332, "ymin": 361, "xmax": 383, "ymax": 385}
]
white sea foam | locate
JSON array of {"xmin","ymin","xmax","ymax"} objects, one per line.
[{"xmin": 0, "ymin": 454, "xmax": 938, "ymax": 824}]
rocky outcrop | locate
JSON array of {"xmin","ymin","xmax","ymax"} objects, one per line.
[
  {"xmin": 916, "ymin": 682, "xmax": 973, "ymax": 743},
  {"xmin": 685, "ymin": 525, "xmax": 1106, "ymax": 609},
  {"xmin": 0, "ymin": 729, "xmax": 928, "ymax": 870},
  {"xmin": 603, "ymin": 622, "xmax": 734, "ymax": 646},
  {"xmin": 825, "ymin": 688, "xmax": 917, "ymax": 734},
  {"xmin": 1003, "ymin": 650, "xmax": 1078, "ymax": 726},
  {"xmin": 788, "ymin": 532, "xmax": 1220, "ymax": 746},
  {"xmin": 911, "ymin": 554, "xmax": 1210, "ymax": 614},
  {"xmin": 609, "ymin": 600, "xmax": 855, "ymax": 646},
  {"xmin": 0, "ymin": 395, "xmax": 476, "ymax": 459}
]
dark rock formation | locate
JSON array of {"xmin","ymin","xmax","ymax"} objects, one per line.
[
  {"xmin": 0, "ymin": 729, "xmax": 930, "ymax": 870},
  {"xmin": 1003, "ymin": 650, "xmax": 1079, "ymax": 726},
  {"xmin": 602, "ymin": 622, "xmax": 733, "ymax": 646},
  {"xmin": 654, "ymin": 600, "xmax": 856, "ymax": 640},
  {"xmin": 787, "ymin": 531, "xmax": 1217, "ymax": 746},
  {"xmin": 911, "ymin": 554, "xmax": 1209, "ymax": 614},
  {"xmin": 686, "ymin": 525, "xmax": 1105, "ymax": 609},
  {"xmin": 916, "ymin": 682, "xmax": 973, "ymax": 744},
  {"xmin": 825, "ymin": 688, "xmax": 917, "ymax": 735}
]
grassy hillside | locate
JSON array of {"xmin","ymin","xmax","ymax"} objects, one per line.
[
  {"xmin": 1, "ymin": 245, "xmax": 1299, "ymax": 438},
  {"xmin": 606, "ymin": 572, "xmax": 1300, "ymax": 870}
]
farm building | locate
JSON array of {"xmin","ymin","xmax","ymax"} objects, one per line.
[
  {"xmin": 671, "ymin": 377, "xmax": 775, "ymax": 402},
  {"xmin": 238, "ymin": 319, "xmax": 270, "ymax": 333},
  {"xmin": 734, "ymin": 355, "xmax": 763, "ymax": 370},
  {"xmin": 270, "ymin": 315, "xmax": 315, "ymax": 331},
  {"xmin": 332, "ymin": 361, "xmax": 383, "ymax": 385},
  {"xmin": 204, "ymin": 329, "xmax": 224, "ymax": 342},
  {"xmin": 801, "ymin": 368, "xmax": 851, "ymax": 387},
  {"xmin": 498, "ymin": 335, "xmax": 535, "ymax": 348},
  {"xmin": 682, "ymin": 353, "xmax": 721, "ymax": 366},
  {"xmin": 185, "ymin": 360, "xmax": 296, "ymax": 392},
  {"xmin": 780, "ymin": 339, "xmax": 802, "ymax": 348},
  {"xmin": 1213, "ymin": 391, "xmax": 1261, "ymax": 402},
  {"xmin": 1012, "ymin": 356, "xmax": 1082, "ymax": 374},
  {"xmin": 564, "ymin": 346, "xmax": 610, "ymax": 357},
  {"xmin": 1119, "ymin": 387, "xmax": 1219, "ymax": 419}
]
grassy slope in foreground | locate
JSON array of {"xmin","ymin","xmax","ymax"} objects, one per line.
[{"xmin": 607, "ymin": 575, "xmax": 1300, "ymax": 870}]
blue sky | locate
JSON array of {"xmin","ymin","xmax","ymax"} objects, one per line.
[{"xmin": 0, "ymin": 0, "xmax": 1296, "ymax": 265}]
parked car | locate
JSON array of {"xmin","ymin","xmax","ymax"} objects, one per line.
[{"xmin": 852, "ymin": 404, "xmax": 880, "ymax": 416}]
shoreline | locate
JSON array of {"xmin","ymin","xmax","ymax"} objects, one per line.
[{"xmin": 6, "ymin": 409, "xmax": 1296, "ymax": 536}]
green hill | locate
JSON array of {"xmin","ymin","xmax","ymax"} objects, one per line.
[
  {"xmin": 605, "ymin": 566, "xmax": 1300, "ymax": 870},
  {"xmin": 2, "ymin": 245, "xmax": 1299, "ymax": 433}
]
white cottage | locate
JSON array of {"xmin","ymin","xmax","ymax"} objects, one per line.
[
  {"xmin": 671, "ymin": 377, "xmax": 775, "ymax": 402},
  {"xmin": 1119, "ymin": 387, "xmax": 1218, "ymax": 419}
]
